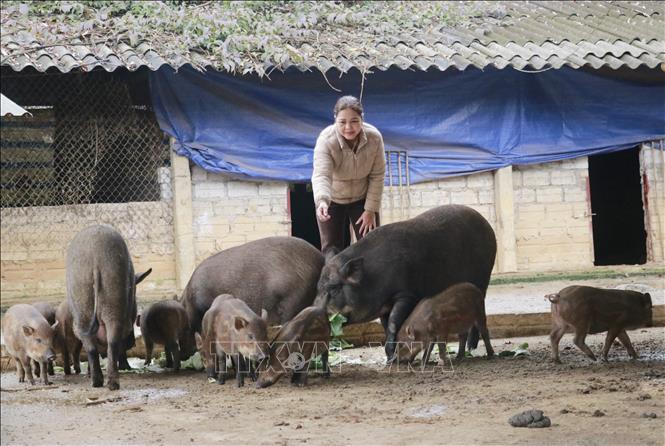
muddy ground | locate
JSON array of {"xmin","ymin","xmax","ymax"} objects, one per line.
[{"xmin": 1, "ymin": 326, "xmax": 664, "ymax": 446}]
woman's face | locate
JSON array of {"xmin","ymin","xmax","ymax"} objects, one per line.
[{"xmin": 335, "ymin": 108, "xmax": 362, "ymax": 142}]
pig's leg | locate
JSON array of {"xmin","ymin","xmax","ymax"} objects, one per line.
[
  {"xmin": 322, "ymin": 350, "xmax": 331, "ymax": 378},
  {"xmin": 73, "ymin": 342, "xmax": 82, "ymax": 374},
  {"xmin": 291, "ymin": 359, "xmax": 308, "ymax": 386},
  {"xmin": 380, "ymin": 314, "xmax": 389, "ymax": 333},
  {"xmin": 437, "ymin": 342, "xmax": 447, "ymax": 361},
  {"xmin": 63, "ymin": 341, "xmax": 72, "ymax": 375},
  {"xmin": 248, "ymin": 360, "xmax": 258, "ymax": 382},
  {"xmin": 32, "ymin": 360, "xmax": 41, "ymax": 378},
  {"xmin": 549, "ymin": 326, "xmax": 566, "ymax": 363},
  {"xmin": 617, "ymin": 331, "xmax": 638, "ymax": 359},
  {"xmin": 601, "ymin": 327, "xmax": 622, "ymax": 361},
  {"xmin": 144, "ymin": 339, "xmax": 153, "ymax": 367},
  {"xmin": 15, "ymin": 357, "xmax": 25, "ymax": 383},
  {"xmin": 216, "ymin": 352, "xmax": 226, "ymax": 385},
  {"xmin": 165, "ymin": 344, "xmax": 174, "ymax": 368},
  {"xmin": 573, "ymin": 327, "xmax": 596, "ymax": 361},
  {"xmin": 167, "ymin": 341, "xmax": 181, "ymax": 372},
  {"xmin": 105, "ymin": 325, "xmax": 122, "ymax": 390},
  {"xmin": 40, "ymin": 360, "xmax": 51, "ymax": 385},
  {"xmin": 234, "ymin": 354, "xmax": 246, "ymax": 387},
  {"xmin": 208, "ymin": 346, "xmax": 219, "ymax": 382},
  {"xmin": 86, "ymin": 349, "xmax": 95, "ymax": 379},
  {"xmin": 476, "ymin": 314, "xmax": 494, "ymax": 358},
  {"xmin": 118, "ymin": 351, "xmax": 132, "ymax": 370},
  {"xmin": 21, "ymin": 356, "xmax": 35, "ymax": 385},
  {"xmin": 456, "ymin": 331, "xmax": 469, "ymax": 361},
  {"xmin": 384, "ymin": 297, "xmax": 417, "ymax": 362},
  {"xmin": 47, "ymin": 359, "xmax": 55, "ymax": 376},
  {"xmin": 421, "ymin": 342, "xmax": 435, "ymax": 368},
  {"xmin": 292, "ymin": 369, "xmax": 308, "ymax": 387}
]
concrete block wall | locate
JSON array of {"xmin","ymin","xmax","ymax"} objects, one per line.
[
  {"xmin": 380, "ymin": 171, "xmax": 496, "ymax": 228},
  {"xmin": 4, "ymin": 150, "xmax": 662, "ymax": 303},
  {"xmin": 641, "ymin": 144, "xmax": 665, "ymax": 263},
  {"xmin": 513, "ymin": 158, "xmax": 594, "ymax": 271},
  {"xmin": 190, "ymin": 166, "xmax": 290, "ymax": 264},
  {"xmin": 0, "ymin": 202, "xmax": 176, "ymax": 301}
]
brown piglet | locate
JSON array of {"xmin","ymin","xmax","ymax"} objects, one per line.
[
  {"xmin": 138, "ymin": 299, "xmax": 196, "ymax": 371},
  {"xmin": 396, "ymin": 282, "xmax": 494, "ymax": 365},
  {"xmin": 31, "ymin": 302, "xmax": 57, "ymax": 377},
  {"xmin": 195, "ymin": 294, "xmax": 268, "ymax": 387},
  {"xmin": 55, "ymin": 300, "xmax": 83, "ymax": 375},
  {"xmin": 256, "ymin": 306, "xmax": 331, "ymax": 388},
  {"xmin": 547, "ymin": 286, "xmax": 653, "ymax": 363},
  {"xmin": 2, "ymin": 304, "xmax": 59, "ymax": 385}
]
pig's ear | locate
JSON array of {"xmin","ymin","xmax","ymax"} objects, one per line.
[
  {"xmin": 340, "ymin": 257, "xmax": 363, "ymax": 284},
  {"xmin": 135, "ymin": 268, "xmax": 153, "ymax": 285},
  {"xmin": 51, "ymin": 320, "xmax": 59, "ymax": 331},
  {"xmin": 261, "ymin": 309, "xmax": 269, "ymax": 321},
  {"xmin": 194, "ymin": 332, "xmax": 203, "ymax": 350},
  {"xmin": 405, "ymin": 325, "xmax": 413, "ymax": 338},
  {"xmin": 234, "ymin": 317, "xmax": 249, "ymax": 330},
  {"xmin": 643, "ymin": 293, "xmax": 652, "ymax": 308},
  {"xmin": 22, "ymin": 325, "xmax": 35, "ymax": 336},
  {"xmin": 323, "ymin": 247, "xmax": 339, "ymax": 263}
]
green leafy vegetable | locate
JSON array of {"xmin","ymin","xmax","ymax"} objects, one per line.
[
  {"xmin": 498, "ymin": 342, "xmax": 530, "ymax": 357},
  {"xmin": 312, "ymin": 312, "xmax": 352, "ymax": 368}
]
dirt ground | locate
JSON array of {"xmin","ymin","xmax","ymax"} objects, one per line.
[{"xmin": 1, "ymin": 326, "xmax": 664, "ymax": 446}]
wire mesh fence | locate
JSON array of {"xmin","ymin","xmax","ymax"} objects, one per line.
[{"xmin": 0, "ymin": 68, "xmax": 173, "ymax": 259}]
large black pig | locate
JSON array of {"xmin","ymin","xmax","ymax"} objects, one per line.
[
  {"xmin": 315, "ymin": 204, "xmax": 496, "ymax": 362},
  {"xmin": 181, "ymin": 236, "xmax": 324, "ymax": 333}
]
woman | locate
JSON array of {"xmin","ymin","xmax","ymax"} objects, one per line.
[{"xmin": 312, "ymin": 95, "xmax": 386, "ymax": 253}]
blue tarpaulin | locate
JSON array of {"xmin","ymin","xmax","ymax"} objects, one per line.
[{"xmin": 150, "ymin": 66, "xmax": 665, "ymax": 184}]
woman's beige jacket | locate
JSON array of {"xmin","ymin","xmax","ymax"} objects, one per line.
[{"xmin": 312, "ymin": 123, "xmax": 386, "ymax": 213}]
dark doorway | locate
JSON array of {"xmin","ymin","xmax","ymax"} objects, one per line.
[
  {"xmin": 289, "ymin": 183, "xmax": 321, "ymax": 250},
  {"xmin": 588, "ymin": 147, "xmax": 646, "ymax": 265}
]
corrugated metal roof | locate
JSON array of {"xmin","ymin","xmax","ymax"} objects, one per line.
[{"xmin": 1, "ymin": 1, "xmax": 663, "ymax": 75}]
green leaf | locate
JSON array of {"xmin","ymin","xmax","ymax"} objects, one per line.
[
  {"xmin": 181, "ymin": 351, "xmax": 205, "ymax": 371},
  {"xmin": 497, "ymin": 342, "xmax": 530, "ymax": 357},
  {"xmin": 329, "ymin": 313, "xmax": 347, "ymax": 338}
]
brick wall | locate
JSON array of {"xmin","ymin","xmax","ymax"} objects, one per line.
[
  {"xmin": 513, "ymin": 158, "xmax": 593, "ymax": 271},
  {"xmin": 380, "ymin": 171, "xmax": 496, "ymax": 227},
  {"xmin": 190, "ymin": 166, "xmax": 290, "ymax": 264},
  {"xmin": 642, "ymin": 144, "xmax": 665, "ymax": 263},
  {"xmin": 3, "ymin": 152, "xmax": 661, "ymax": 302},
  {"xmin": 0, "ymin": 202, "xmax": 176, "ymax": 301}
]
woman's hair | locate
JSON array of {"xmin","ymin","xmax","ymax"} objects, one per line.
[{"xmin": 334, "ymin": 95, "xmax": 364, "ymax": 119}]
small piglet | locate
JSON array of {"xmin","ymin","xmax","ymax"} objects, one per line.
[
  {"xmin": 31, "ymin": 302, "xmax": 57, "ymax": 376},
  {"xmin": 547, "ymin": 285, "xmax": 653, "ymax": 363},
  {"xmin": 2, "ymin": 304, "xmax": 59, "ymax": 385},
  {"xmin": 138, "ymin": 299, "xmax": 196, "ymax": 371},
  {"xmin": 195, "ymin": 294, "xmax": 268, "ymax": 387},
  {"xmin": 396, "ymin": 282, "xmax": 494, "ymax": 364},
  {"xmin": 256, "ymin": 306, "xmax": 331, "ymax": 388},
  {"xmin": 55, "ymin": 300, "xmax": 83, "ymax": 375}
]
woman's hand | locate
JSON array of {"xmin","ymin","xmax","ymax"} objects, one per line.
[
  {"xmin": 316, "ymin": 202, "xmax": 331, "ymax": 222},
  {"xmin": 356, "ymin": 210, "xmax": 376, "ymax": 237}
]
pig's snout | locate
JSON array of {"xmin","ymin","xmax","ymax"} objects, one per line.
[
  {"xmin": 46, "ymin": 349, "xmax": 56, "ymax": 362},
  {"xmin": 255, "ymin": 379, "xmax": 271, "ymax": 389}
]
